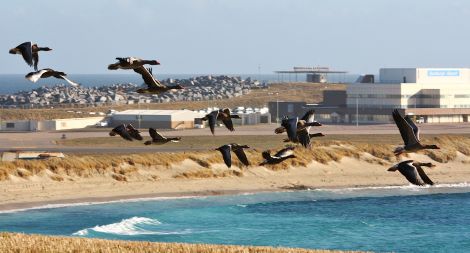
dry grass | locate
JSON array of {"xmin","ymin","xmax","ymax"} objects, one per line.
[
  {"xmin": 421, "ymin": 135, "xmax": 470, "ymax": 163},
  {"xmin": 1, "ymin": 135, "xmax": 469, "ymax": 181},
  {"xmin": 174, "ymin": 168, "xmax": 243, "ymax": 179},
  {"xmin": 0, "ymin": 232, "xmax": 365, "ymax": 253},
  {"xmin": 0, "ymin": 83, "xmax": 345, "ymax": 120}
]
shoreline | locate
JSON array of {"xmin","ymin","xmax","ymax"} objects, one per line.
[
  {"xmin": 2, "ymin": 180, "xmax": 470, "ymax": 213},
  {"xmin": 2, "ymin": 136, "xmax": 470, "ymax": 213}
]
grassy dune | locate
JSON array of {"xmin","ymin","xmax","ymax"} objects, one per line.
[
  {"xmin": 0, "ymin": 233, "xmax": 365, "ymax": 253},
  {"xmin": 1, "ymin": 135, "xmax": 469, "ymax": 181}
]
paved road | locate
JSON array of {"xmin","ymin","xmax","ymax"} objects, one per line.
[{"xmin": 0, "ymin": 123, "xmax": 469, "ymax": 153}]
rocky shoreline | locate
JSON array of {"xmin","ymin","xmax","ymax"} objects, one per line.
[{"xmin": 0, "ymin": 75, "xmax": 265, "ymax": 108}]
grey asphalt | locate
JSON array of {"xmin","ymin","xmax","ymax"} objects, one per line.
[{"xmin": 0, "ymin": 123, "xmax": 469, "ymax": 154}]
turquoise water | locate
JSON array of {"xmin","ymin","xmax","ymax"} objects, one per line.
[{"xmin": 1, "ymin": 184, "xmax": 470, "ymax": 252}]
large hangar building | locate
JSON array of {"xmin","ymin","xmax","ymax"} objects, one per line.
[{"xmin": 110, "ymin": 110, "xmax": 205, "ymax": 129}]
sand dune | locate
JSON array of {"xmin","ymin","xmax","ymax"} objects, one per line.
[{"xmin": 0, "ymin": 136, "xmax": 469, "ymax": 211}]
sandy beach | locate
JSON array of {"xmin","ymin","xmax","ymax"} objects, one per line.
[{"xmin": 1, "ymin": 150, "xmax": 469, "ymax": 212}]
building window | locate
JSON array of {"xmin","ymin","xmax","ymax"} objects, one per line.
[{"xmin": 6, "ymin": 123, "xmax": 14, "ymax": 128}]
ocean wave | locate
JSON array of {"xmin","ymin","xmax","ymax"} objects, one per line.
[
  {"xmin": 73, "ymin": 217, "xmax": 162, "ymax": 236},
  {"xmin": 72, "ymin": 216, "xmax": 196, "ymax": 236}
]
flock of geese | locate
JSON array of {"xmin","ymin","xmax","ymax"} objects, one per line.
[
  {"xmin": 9, "ymin": 42, "xmax": 184, "ymax": 94},
  {"xmin": 109, "ymin": 106, "xmax": 441, "ymax": 186},
  {"xmin": 9, "ymin": 42, "xmax": 441, "ymax": 186}
]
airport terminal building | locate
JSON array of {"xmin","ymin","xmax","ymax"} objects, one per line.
[{"xmin": 270, "ymin": 68, "xmax": 470, "ymax": 124}]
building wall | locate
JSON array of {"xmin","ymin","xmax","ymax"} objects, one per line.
[
  {"xmin": 0, "ymin": 120, "xmax": 32, "ymax": 131},
  {"xmin": 416, "ymin": 68, "xmax": 470, "ymax": 84},
  {"xmin": 111, "ymin": 110, "xmax": 204, "ymax": 129},
  {"xmin": 347, "ymin": 83, "xmax": 470, "ymax": 109},
  {"xmin": 52, "ymin": 117, "xmax": 105, "ymax": 131},
  {"xmin": 268, "ymin": 102, "xmax": 307, "ymax": 123}
]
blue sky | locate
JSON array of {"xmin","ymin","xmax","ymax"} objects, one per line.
[{"xmin": 1, "ymin": 0, "xmax": 469, "ymax": 74}]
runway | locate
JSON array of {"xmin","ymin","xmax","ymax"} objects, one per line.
[{"xmin": 0, "ymin": 123, "xmax": 469, "ymax": 154}]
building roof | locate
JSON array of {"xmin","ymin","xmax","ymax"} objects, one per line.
[{"xmin": 274, "ymin": 66, "xmax": 347, "ymax": 74}]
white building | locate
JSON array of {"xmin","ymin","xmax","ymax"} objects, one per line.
[
  {"xmin": 347, "ymin": 68, "xmax": 470, "ymax": 110},
  {"xmin": 311, "ymin": 68, "xmax": 470, "ymax": 124},
  {"xmin": 0, "ymin": 117, "xmax": 105, "ymax": 131},
  {"xmin": 111, "ymin": 110, "xmax": 205, "ymax": 129}
]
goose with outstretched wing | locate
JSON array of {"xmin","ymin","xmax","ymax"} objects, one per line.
[
  {"xmin": 392, "ymin": 109, "xmax": 439, "ymax": 155},
  {"xmin": 25, "ymin": 68, "xmax": 79, "ymax": 87},
  {"xmin": 260, "ymin": 146, "xmax": 296, "ymax": 165},
  {"xmin": 10, "ymin": 42, "xmax": 52, "ymax": 71},
  {"xmin": 108, "ymin": 57, "xmax": 160, "ymax": 70},
  {"xmin": 133, "ymin": 66, "xmax": 184, "ymax": 94},
  {"xmin": 144, "ymin": 128, "xmax": 181, "ymax": 145},
  {"xmin": 388, "ymin": 160, "xmax": 435, "ymax": 186}
]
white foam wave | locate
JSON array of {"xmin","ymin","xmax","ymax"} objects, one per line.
[
  {"xmin": 72, "ymin": 216, "xmax": 197, "ymax": 236},
  {"xmin": 73, "ymin": 216, "xmax": 164, "ymax": 236}
]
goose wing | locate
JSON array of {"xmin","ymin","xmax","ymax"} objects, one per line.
[
  {"xmin": 301, "ymin": 110, "xmax": 315, "ymax": 122},
  {"xmin": 297, "ymin": 130, "xmax": 311, "ymax": 148},
  {"xmin": 206, "ymin": 110, "xmax": 219, "ymax": 135},
  {"xmin": 392, "ymin": 109, "xmax": 419, "ymax": 146},
  {"xmin": 133, "ymin": 66, "xmax": 165, "ymax": 88},
  {"xmin": 126, "ymin": 124, "xmax": 143, "ymax": 141},
  {"xmin": 415, "ymin": 165, "xmax": 434, "ymax": 185},
  {"xmin": 15, "ymin": 42, "xmax": 33, "ymax": 67},
  {"xmin": 404, "ymin": 116, "xmax": 420, "ymax": 141},
  {"xmin": 281, "ymin": 117, "xmax": 299, "ymax": 142},
  {"xmin": 149, "ymin": 128, "xmax": 165, "ymax": 141},
  {"xmin": 232, "ymin": 146, "xmax": 250, "ymax": 166},
  {"xmin": 220, "ymin": 109, "xmax": 235, "ymax": 131},
  {"xmin": 25, "ymin": 69, "xmax": 50, "ymax": 83},
  {"xmin": 274, "ymin": 147, "xmax": 295, "ymax": 158},
  {"xmin": 398, "ymin": 162, "xmax": 424, "ymax": 186},
  {"xmin": 222, "ymin": 117, "xmax": 235, "ymax": 132},
  {"xmin": 217, "ymin": 145, "xmax": 232, "ymax": 168},
  {"xmin": 32, "ymin": 51, "xmax": 39, "ymax": 71},
  {"xmin": 262, "ymin": 150, "xmax": 272, "ymax": 160},
  {"xmin": 111, "ymin": 124, "xmax": 133, "ymax": 141},
  {"xmin": 50, "ymin": 71, "xmax": 79, "ymax": 87}
]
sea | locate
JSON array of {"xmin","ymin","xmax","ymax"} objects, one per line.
[
  {"xmin": 1, "ymin": 184, "xmax": 470, "ymax": 253},
  {"xmin": 0, "ymin": 74, "xmax": 359, "ymax": 95}
]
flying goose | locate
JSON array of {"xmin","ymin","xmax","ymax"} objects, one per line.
[
  {"xmin": 284, "ymin": 132, "xmax": 325, "ymax": 148},
  {"xmin": 144, "ymin": 128, "xmax": 181, "ymax": 145},
  {"xmin": 260, "ymin": 146, "xmax": 296, "ymax": 165},
  {"xmin": 202, "ymin": 108, "xmax": 241, "ymax": 135},
  {"xmin": 109, "ymin": 124, "xmax": 133, "ymax": 141},
  {"xmin": 9, "ymin": 42, "xmax": 52, "ymax": 71},
  {"xmin": 388, "ymin": 160, "xmax": 435, "ymax": 186},
  {"xmin": 215, "ymin": 143, "xmax": 250, "ymax": 168},
  {"xmin": 275, "ymin": 110, "xmax": 323, "ymax": 141},
  {"xmin": 25, "ymin": 69, "xmax": 79, "ymax": 87},
  {"xmin": 108, "ymin": 57, "xmax": 160, "ymax": 70},
  {"xmin": 392, "ymin": 109, "xmax": 439, "ymax": 155},
  {"xmin": 133, "ymin": 67, "xmax": 184, "ymax": 94}
]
